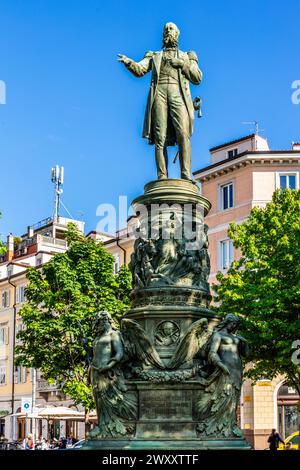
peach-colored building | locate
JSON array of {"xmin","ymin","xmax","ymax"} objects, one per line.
[
  {"xmin": 0, "ymin": 217, "xmax": 86, "ymax": 442},
  {"xmin": 194, "ymin": 133, "xmax": 300, "ymax": 449}
]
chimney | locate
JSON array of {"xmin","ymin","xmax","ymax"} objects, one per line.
[
  {"xmin": 7, "ymin": 233, "xmax": 14, "ymax": 261},
  {"xmin": 292, "ymin": 142, "xmax": 300, "ymax": 151},
  {"xmin": 27, "ymin": 225, "xmax": 34, "ymax": 238}
]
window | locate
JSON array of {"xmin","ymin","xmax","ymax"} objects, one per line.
[
  {"xmin": 14, "ymin": 366, "xmax": 22, "ymax": 384},
  {"xmin": 290, "ymin": 435, "xmax": 300, "ymax": 446},
  {"xmin": 277, "ymin": 382, "xmax": 299, "ymax": 439},
  {"xmin": 15, "ymin": 322, "xmax": 23, "ymax": 344},
  {"xmin": 7, "ymin": 266, "xmax": 13, "ymax": 278},
  {"xmin": 227, "ymin": 148, "xmax": 238, "ymax": 159},
  {"xmin": 114, "ymin": 254, "xmax": 120, "ymax": 274},
  {"xmin": 16, "ymin": 285, "xmax": 26, "ymax": 304},
  {"xmin": 0, "ymin": 326, "xmax": 8, "ymax": 346},
  {"xmin": 0, "ymin": 366, "xmax": 6, "ymax": 385},
  {"xmin": 1, "ymin": 290, "xmax": 10, "ymax": 309},
  {"xmin": 0, "ymin": 328, "xmax": 5, "ymax": 346},
  {"xmin": 220, "ymin": 182, "xmax": 234, "ymax": 210},
  {"xmin": 36, "ymin": 256, "xmax": 42, "ymax": 267},
  {"xmin": 219, "ymin": 239, "xmax": 234, "ymax": 270},
  {"xmin": 279, "ymin": 174, "xmax": 296, "ymax": 190}
]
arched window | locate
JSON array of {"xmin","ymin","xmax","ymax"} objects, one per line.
[{"xmin": 277, "ymin": 382, "xmax": 299, "ymax": 439}]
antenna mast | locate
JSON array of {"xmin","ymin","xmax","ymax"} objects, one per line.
[
  {"xmin": 51, "ymin": 165, "xmax": 64, "ymax": 220},
  {"xmin": 242, "ymin": 120, "xmax": 263, "ymax": 135}
]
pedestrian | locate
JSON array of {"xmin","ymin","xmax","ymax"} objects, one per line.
[
  {"xmin": 41, "ymin": 437, "xmax": 49, "ymax": 450},
  {"xmin": 66, "ymin": 435, "xmax": 73, "ymax": 447},
  {"xmin": 267, "ymin": 428, "xmax": 285, "ymax": 451},
  {"xmin": 35, "ymin": 435, "xmax": 43, "ymax": 450},
  {"xmin": 23, "ymin": 433, "xmax": 34, "ymax": 450},
  {"xmin": 51, "ymin": 437, "xmax": 59, "ymax": 449},
  {"xmin": 59, "ymin": 436, "xmax": 67, "ymax": 449}
]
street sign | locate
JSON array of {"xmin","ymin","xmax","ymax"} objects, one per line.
[{"xmin": 21, "ymin": 397, "xmax": 32, "ymax": 414}]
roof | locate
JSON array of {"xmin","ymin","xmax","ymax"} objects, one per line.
[
  {"xmin": 209, "ymin": 134, "xmax": 256, "ymax": 152},
  {"xmin": 193, "ymin": 150, "xmax": 300, "ymax": 177}
]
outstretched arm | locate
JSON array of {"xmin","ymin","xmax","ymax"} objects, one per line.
[{"xmin": 118, "ymin": 51, "xmax": 153, "ymax": 78}]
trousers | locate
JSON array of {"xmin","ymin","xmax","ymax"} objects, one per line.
[{"xmin": 151, "ymin": 81, "xmax": 191, "ymax": 180}]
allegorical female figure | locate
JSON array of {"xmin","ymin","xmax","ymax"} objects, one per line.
[
  {"xmin": 89, "ymin": 311, "xmax": 137, "ymax": 439},
  {"xmin": 197, "ymin": 314, "xmax": 248, "ymax": 438}
]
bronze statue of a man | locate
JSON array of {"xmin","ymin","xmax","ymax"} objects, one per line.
[{"xmin": 118, "ymin": 22, "xmax": 202, "ymax": 180}]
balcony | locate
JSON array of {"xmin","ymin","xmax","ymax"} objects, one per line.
[{"xmin": 36, "ymin": 379, "xmax": 58, "ymax": 392}]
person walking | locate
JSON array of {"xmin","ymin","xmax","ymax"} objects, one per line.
[{"xmin": 268, "ymin": 428, "xmax": 285, "ymax": 451}]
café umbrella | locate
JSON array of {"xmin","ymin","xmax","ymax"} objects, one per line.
[
  {"xmin": 37, "ymin": 406, "xmax": 83, "ymax": 442},
  {"xmin": 38, "ymin": 406, "xmax": 83, "ymax": 419}
]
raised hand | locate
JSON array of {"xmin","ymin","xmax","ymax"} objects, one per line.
[{"xmin": 117, "ymin": 53, "xmax": 131, "ymax": 65}]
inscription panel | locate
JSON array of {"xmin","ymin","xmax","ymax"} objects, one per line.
[{"xmin": 139, "ymin": 389, "xmax": 192, "ymax": 420}]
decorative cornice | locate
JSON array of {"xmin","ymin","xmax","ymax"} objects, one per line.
[{"xmin": 194, "ymin": 152, "xmax": 300, "ymax": 182}]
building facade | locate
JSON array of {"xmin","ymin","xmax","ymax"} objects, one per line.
[
  {"xmin": 0, "ymin": 216, "xmax": 85, "ymax": 441},
  {"xmin": 193, "ymin": 134, "xmax": 300, "ymax": 449}
]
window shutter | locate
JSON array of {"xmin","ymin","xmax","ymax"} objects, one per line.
[
  {"xmin": 5, "ymin": 326, "xmax": 9, "ymax": 345},
  {"xmin": 16, "ymin": 287, "xmax": 20, "ymax": 304},
  {"xmin": 229, "ymin": 240, "xmax": 234, "ymax": 264},
  {"xmin": 22, "ymin": 367, "xmax": 27, "ymax": 383},
  {"xmin": 14, "ymin": 370, "xmax": 19, "ymax": 384},
  {"xmin": 0, "ymin": 366, "xmax": 7, "ymax": 385},
  {"xmin": 217, "ymin": 241, "xmax": 222, "ymax": 271}
]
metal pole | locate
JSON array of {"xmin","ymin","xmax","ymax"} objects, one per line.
[
  {"xmin": 25, "ymin": 412, "xmax": 28, "ymax": 440},
  {"xmin": 32, "ymin": 368, "xmax": 36, "ymax": 445}
]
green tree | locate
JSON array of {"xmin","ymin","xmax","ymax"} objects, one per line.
[
  {"xmin": 214, "ymin": 189, "xmax": 300, "ymax": 396},
  {"xmin": 16, "ymin": 223, "xmax": 132, "ymax": 415}
]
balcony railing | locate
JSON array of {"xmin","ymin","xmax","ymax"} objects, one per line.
[
  {"xmin": 36, "ymin": 379, "xmax": 58, "ymax": 392},
  {"xmin": 41, "ymin": 236, "xmax": 67, "ymax": 248}
]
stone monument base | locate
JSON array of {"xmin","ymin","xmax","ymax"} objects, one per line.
[
  {"xmin": 83, "ymin": 438, "xmax": 250, "ymax": 450},
  {"xmin": 84, "ymin": 380, "xmax": 251, "ymax": 450}
]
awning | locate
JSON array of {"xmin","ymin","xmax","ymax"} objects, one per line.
[{"xmin": 8, "ymin": 406, "xmax": 97, "ymax": 421}]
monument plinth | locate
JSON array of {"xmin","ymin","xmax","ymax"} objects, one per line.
[
  {"xmin": 127, "ymin": 178, "xmax": 216, "ymax": 368},
  {"xmin": 84, "ymin": 22, "xmax": 251, "ymax": 450}
]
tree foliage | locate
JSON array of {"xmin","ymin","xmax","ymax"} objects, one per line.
[
  {"xmin": 16, "ymin": 223, "xmax": 132, "ymax": 409},
  {"xmin": 214, "ymin": 190, "xmax": 300, "ymax": 394}
]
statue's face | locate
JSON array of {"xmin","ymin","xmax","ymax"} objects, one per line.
[
  {"xmin": 163, "ymin": 22, "xmax": 179, "ymax": 48},
  {"xmin": 227, "ymin": 320, "xmax": 239, "ymax": 332},
  {"xmin": 163, "ymin": 323, "xmax": 174, "ymax": 335},
  {"xmin": 97, "ymin": 314, "xmax": 111, "ymax": 332}
]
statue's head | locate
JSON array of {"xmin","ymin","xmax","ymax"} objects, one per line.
[
  {"xmin": 95, "ymin": 311, "xmax": 116, "ymax": 332},
  {"xmin": 162, "ymin": 321, "xmax": 176, "ymax": 336},
  {"xmin": 163, "ymin": 22, "xmax": 180, "ymax": 48},
  {"xmin": 216, "ymin": 313, "xmax": 240, "ymax": 333}
]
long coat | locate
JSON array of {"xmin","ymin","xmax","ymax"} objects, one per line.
[{"xmin": 125, "ymin": 49, "xmax": 202, "ymax": 145}]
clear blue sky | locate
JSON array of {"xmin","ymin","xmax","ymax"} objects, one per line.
[{"xmin": 0, "ymin": 0, "xmax": 299, "ymax": 239}]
